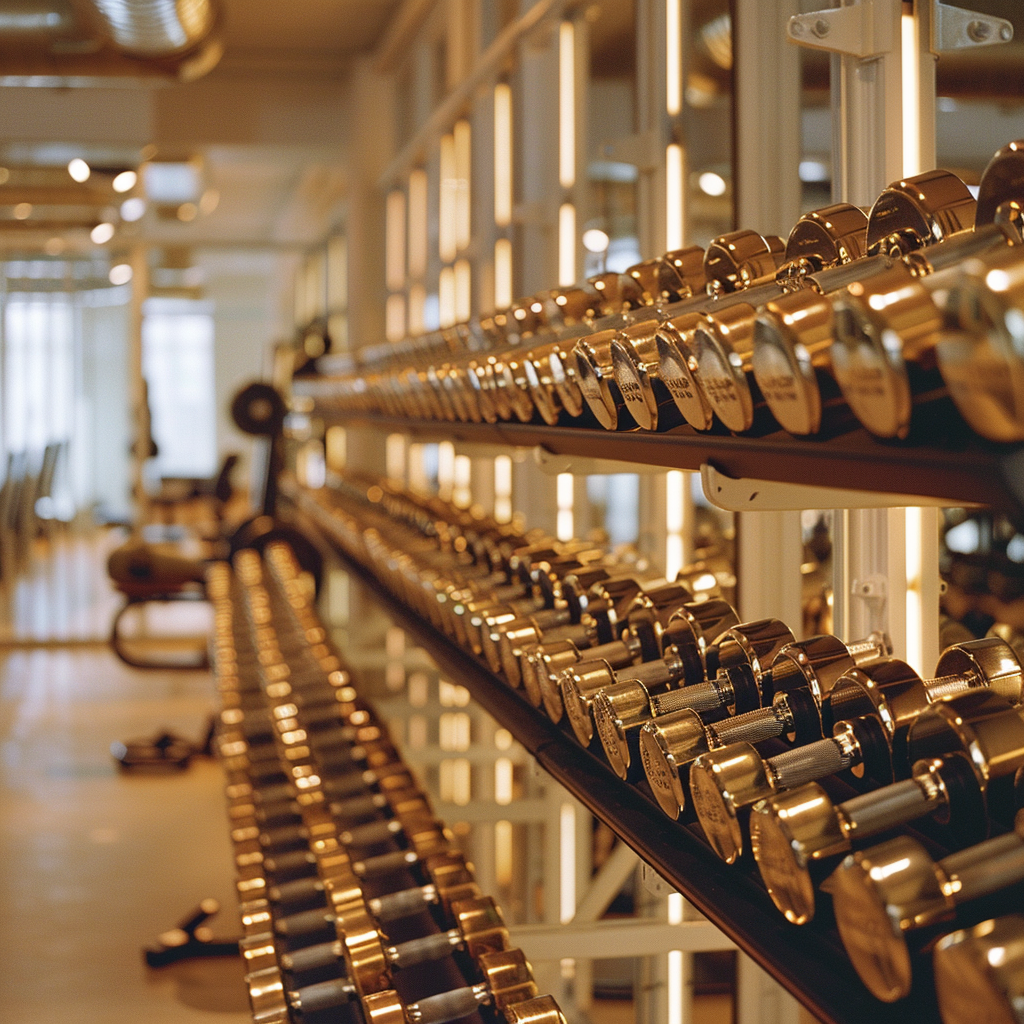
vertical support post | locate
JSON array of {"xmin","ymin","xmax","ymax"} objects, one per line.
[
  {"xmin": 736, "ymin": 954, "xmax": 801, "ymax": 1024},
  {"xmin": 810, "ymin": 0, "xmax": 939, "ymax": 666},
  {"xmin": 732, "ymin": 0, "xmax": 804, "ymax": 633},
  {"xmin": 128, "ymin": 243, "xmax": 150, "ymax": 532}
]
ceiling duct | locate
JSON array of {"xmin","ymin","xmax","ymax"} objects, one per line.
[{"xmin": 0, "ymin": 0, "xmax": 223, "ymax": 85}]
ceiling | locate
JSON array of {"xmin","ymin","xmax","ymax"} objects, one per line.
[{"xmin": 0, "ymin": 0, "xmax": 405, "ymax": 323}]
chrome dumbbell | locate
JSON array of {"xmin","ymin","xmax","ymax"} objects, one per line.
[
  {"xmin": 751, "ymin": 652, "xmax": 1024, "ymax": 924},
  {"xmin": 638, "ymin": 631, "xmax": 890, "ymax": 816},
  {"xmin": 828, "ymin": 817, "xmax": 1024, "ymax": 1003},
  {"xmin": 690, "ymin": 642, "xmax": 1024, "ymax": 864}
]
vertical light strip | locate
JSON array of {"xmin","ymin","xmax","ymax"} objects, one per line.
[
  {"xmin": 495, "ymin": 820, "xmax": 513, "ymax": 886},
  {"xmin": 438, "ymin": 266, "xmax": 456, "ymax": 328},
  {"xmin": 559, "ymin": 801, "xmax": 576, "ymax": 923},
  {"xmin": 454, "ymin": 258, "xmax": 471, "ymax": 322},
  {"xmin": 559, "ymin": 21, "xmax": 576, "ymax": 188},
  {"xmin": 665, "ymin": 469, "xmax": 686, "ymax": 580},
  {"xmin": 437, "ymin": 440, "xmax": 456, "ymax": 501},
  {"xmin": 385, "ymin": 432, "xmax": 407, "ymax": 484},
  {"xmin": 494, "ymin": 454, "xmax": 512, "ymax": 523},
  {"xmin": 408, "ymin": 283, "xmax": 426, "ymax": 335},
  {"xmin": 667, "ymin": 891, "xmax": 684, "ymax": 1024},
  {"xmin": 439, "ymin": 133, "xmax": 457, "ymax": 263},
  {"xmin": 558, "ymin": 203, "xmax": 576, "ymax": 286},
  {"xmin": 666, "ymin": 0, "xmax": 682, "ymax": 116},
  {"xmin": 454, "ymin": 119, "xmax": 472, "ymax": 251},
  {"xmin": 905, "ymin": 506, "xmax": 923, "ymax": 673},
  {"xmin": 385, "ymin": 294, "xmax": 406, "ymax": 342},
  {"xmin": 408, "ymin": 169, "xmax": 428, "ymax": 279},
  {"xmin": 556, "ymin": 471, "xmax": 574, "ymax": 541},
  {"xmin": 385, "ymin": 189, "xmax": 406, "ymax": 290},
  {"xmin": 453, "ymin": 453, "xmax": 472, "ymax": 508},
  {"xmin": 324, "ymin": 425, "xmax": 346, "ymax": 473},
  {"xmin": 494, "ymin": 238, "xmax": 513, "ymax": 308},
  {"xmin": 494, "ymin": 83, "xmax": 513, "ymax": 227},
  {"xmin": 901, "ymin": 12, "xmax": 921, "ymax": 176},
  {"xmin": 666, "ymin": 144, "xmax": 684, "ymax": 251}
]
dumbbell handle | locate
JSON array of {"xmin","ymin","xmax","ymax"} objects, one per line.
[
  {"xmin": 939, "ymin": 831, "xmax": 1024, "ymax": 904},
  {"xmin": 406, "ymin": 982, "xmax": 491, "ymax": 1024},
  {"xmin": 289, "ymin": 976, "xmax": 357, "ymax": 1014},
  {"xmin": 838, "ymin": 770, "xmax": 945, "ymax": 837},
  {"xmin": 925, "ymin": 671, "xmax": 981, "ymax": 701},
  {"xmin": 650, "ymin": 673, "xmax": 732, "ymax": 717},
  {"xmin": 385, "ymin": 928, "xmax": 462, "ymax": 969},
  {"xmin": 764, "ymin": 731, "xmax": 859, "ymax": 792},
  {"xmin": 709, "ymin": 700, "xmax": 793, "ymax": 748},
  {"xmin": 353, "ymin": 848, "xmax": 420, "ymax": 877},
  {"xmin": 368, "ymin": 884, "xmax": 438, "ymax": 921}
]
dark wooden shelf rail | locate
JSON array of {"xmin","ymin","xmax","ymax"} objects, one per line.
[
  {"xmin": 289, "ymin": 399, "xmax": 1024, "ymax": 519},
  {"xmin": 286, "ymin": 494, "xmax": 948, "ymax": 1024}
]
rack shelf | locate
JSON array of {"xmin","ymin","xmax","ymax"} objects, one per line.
[
  {"xmin": 287, "ymin": 494, "xmax": 948, "ymax": 1024},
  {"xmin": 292, "ymin": 404, "xmax": 1024, "ymax": 517}
]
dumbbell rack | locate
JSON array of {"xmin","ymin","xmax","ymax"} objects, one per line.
[
  {"xmin": 283, "ymin": 480, "xmax": 988, "ymax": 1024},
  {"xmin": 287, "ymin": 403, "xmax": 1024, "ymax": 519}
]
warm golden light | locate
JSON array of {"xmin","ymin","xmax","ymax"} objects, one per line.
[
  {"xmin": 666, "ymin": 0, "xmax": 682, "ymax": 116},
  {"xmin": 905, "ymin": 506, "xmax": 923, "ymax": 673},
  {"xmin": 438, "ymin": 265, "xmax": 456, "ymax": 328},
  {"xmin": 408, "ymin": 283, "xmax": 426, "ymax": 335},
  {"xmin": 902, "ymin": 13, "xmax": 920, "ymax": 176},
  {"xmin": 494, "ymin": 83, "xmax": 513, "ymax": 228},
  {"xmin": 559, "ymin": 21, "xmax": 576, "ymax": 189},
  {"xmin": 558, "ymin": 203, "xmax": 576, "ymax": 286},
  {"xmin": 494, "ymin": 454, "xmax": 513, "ymax": 523},
  {"xmin": 386, "ymin": 189, "xmax": 406, "ymax": 291},
  {"xmin": 454, "ymin": 118, "xmax": 471, "ymax": 252},
  {"xmin": 454, "ymin": 258, "xmax": 471, "ymax": 323},
  {"xmin": 494, "ymin": 238, "xmax": 513, "ymax": 309},
  {"xmin": 440, "ymin": 132, "xmax": 457, "ymax": 263},
  {"xmin": 408, "ymin": 169, "xmax": 428, "ymax": 279},
  {"xmin": 385, "ymin": 294, "xmax": 406, "ymax": 342},
  {"xmin": 557, "ymin": 472, "xmax": 574, "ymax": 541},
  {"xmin": 666, "ymin": 144, "xmax": 685, "ymax": 250}
]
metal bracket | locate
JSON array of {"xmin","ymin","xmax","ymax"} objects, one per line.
[
  {"xmin": 786, "ymin": 1, "xmax": 892, "ymax": 58},
  {"xmin": 533, "ymin": 447, "xmax": 667, "ymax": 477},
  {"xmin": 698, "ymin": 462, "xmax": 978, "ymax": 512},
  {"xmin": 640, "ymin": 861, "xmax": 679, "ymax": 898},
  {"xmin": 787, "ymin": 0, "xmax": 1011, "ymax": 57}
]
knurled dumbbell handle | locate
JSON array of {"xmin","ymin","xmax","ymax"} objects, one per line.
[
  {"xmin": 406, "ymin": 983, "xmax": 490, "ymax": 1024},
  {"xmin": 710, "ymin": 703, "xmax": 790, "ymax": 747},
  {"xmin": 269, "ymin": 876, "xmax": 324, "ymax": 905},
  {"xmin": 369, "ymin": 884, "xmax": 437, "ymax": 921},
  {"xmin": 839, "ymin": 775, "xmax": 943, "ymax": 837},
  {"xmin": 262, "ymin": 849, "xmax": 316, "ymax": 876},
  {"xmin": 766, "ymin": 738, "xmax": 855, "ymax": 792},
  {"xmin": 924, "ymin": 672, "xmax": 977, "ymax": 702},
  {"xmin": 651, "ymin": 679, "xmax": 727, "ymax": 717},
  {"xmin": 941, "ymin": 831, "xmax": 1024, "ymax": 903},
  {"xmin": 387, "ymin": 929, "xmax": 461, "ymax": 969},
  {"xmin": 623, "ymin": 660, "xmax": 673, "ymax": 688},
  {"xmin": 290, "ymin": 976, "xmax": 356, "ymax": 1014},
  {"xmin": 281, "ymin": 939, "xmax": 343, "ymax": 973}
]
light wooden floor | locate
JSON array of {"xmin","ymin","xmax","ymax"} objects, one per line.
[{"xmin": 0, "ymin": 530, "xmax": 249, "ymax": 1024}]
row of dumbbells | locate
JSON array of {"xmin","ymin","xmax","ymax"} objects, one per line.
[
  {"xmin": 307, "ymin": 139, "xmax": 1024, "ymax": 445},
  {"xmin": 208, "ymin": 544, "xmax": 566, "ymax": 1024},
  {"xmin": 295, "ymin": 476, "xmax": 1024, "ymax": 1020}
]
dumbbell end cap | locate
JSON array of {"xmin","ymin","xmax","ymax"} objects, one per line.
[
  {"xmin": 689, "ymin": 744, "xmax": 768, "ymax": 864},
  {"xmin": 749, "ymin": 784, "xmax": 844, "ymax": 925},
  {"xmin": 503, "ymin": 995, "xmax": 568, "ymax": 1024},
  {"xmin": 827, "ymin": 835, "xmax": 946, "ymax": 1003},
  {"xmin": 639, "ymin": 712, "xmax": 707, "ymax": 818},
  {"xmin": 935, "ymin": 915, "xmax": 1024, "ymax": 1024}
]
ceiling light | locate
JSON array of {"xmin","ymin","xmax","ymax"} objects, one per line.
[
  {"xmin": 582, "ymin": 228, "xmax": 610, "ymax": 253},
  {"xmin": 698, "ymin": 171, "xmax": 727, "ymax": 197},
  {"xmin": 112, "ymin": 170, "xmax": 137, "ymax": 193},
  {"xmin": 91, "ymin": 222, "xmax": 115, "ymax": 244},
  {"xmin": 798, "ymin": 159, "xmax": 829, "ymax": 183},
  {"xmin": 13, "ymin": 203, "xmax": 32, "ymax": 220},
  {"xmin": 199, "ymin": 188, "xmax": 220, "ymax": 214},
  {"xmin": 68, "ymin": 158, "xmax": 90, "ymax": 183},
  {"xmin": 44, "ymin": 237, "xmax": 65, "ymax": 256},
  {"xmin": 109, "ymin": 264, "xmax": 132, "ymax": 286},
  {"xmin": 120, "ymin": 197, "xmax": 146, "ymax": 222},
  {"xmin": 177, "ymin": 202, "xmax": 198, "ymax": 222},
  {"xmin": 0, "ymin": 168, "xmax": 9, "ymax": 186}
]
